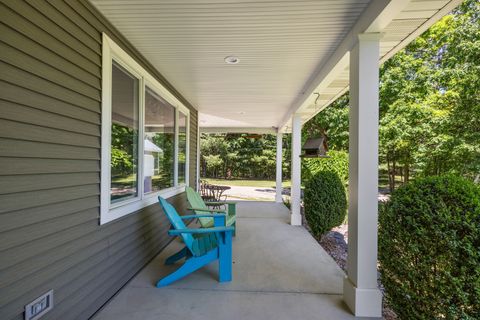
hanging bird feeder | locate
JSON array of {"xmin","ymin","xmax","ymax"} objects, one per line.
[{"xmin": 301, "ymin": 137, "xmax": 329, "ymax": 158}]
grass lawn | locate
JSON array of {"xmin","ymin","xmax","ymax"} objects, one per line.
[
  {"xmin": 378, "ymin": 173, "xmax": 404, "ymax": 191},
  {"xmin": 204, "ymin": 178, "xmax": 291, "ymax": 188}
]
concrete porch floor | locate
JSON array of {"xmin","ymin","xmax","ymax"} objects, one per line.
[{"xmin": 93, "ymin": 201, "xmax": 355, "ymax": 320}]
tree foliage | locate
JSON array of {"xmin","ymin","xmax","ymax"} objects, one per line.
[
  {"xmin": 302, "ymin": 95, "xmax": 349, "ymax": 152},
  {"xmin": 111, "ymin": 123, "xmax": 136, "ymax": 177},
  {"xmin": 200, "ymin": 133, "xmax": 290, "ymax": 179},
  {"xmin": 302, "ymin": 0, "xmax": 479, "ymax": 189}
]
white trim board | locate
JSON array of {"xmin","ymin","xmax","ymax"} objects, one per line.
[{"xmin": 200, "ymin": 127, "xmax": 277, "ymax": 134}]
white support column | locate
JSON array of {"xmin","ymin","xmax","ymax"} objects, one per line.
[
  {"xmin": 275, "ymin": 131, "xmax": 283, "ymax": 203},
  {"xmin": 290, "ymin": 114, "xmax": 302, "ymax": 225},
  {"xmin": 343, "ymin": 33, "xmax": 383, "ymax": 317},
  {"xmin": 196, "ymin": 122, "xmax": 201, "ymax": 191}
]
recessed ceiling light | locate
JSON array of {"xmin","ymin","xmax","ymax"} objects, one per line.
[{"xmin": 224, "ymin": 56, "xmax": 240, "ymax": 64}]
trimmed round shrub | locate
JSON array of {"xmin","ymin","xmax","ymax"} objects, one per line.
[
  {"xmin": 304, "ymin": 170, "xmax": 347, "ymax": 237},
  {"xmin": 379, "ymin": 175, "xmax": 480, "ymax": 320}
]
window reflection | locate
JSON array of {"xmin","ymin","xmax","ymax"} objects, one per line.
[
  {"xmin": 178, "ymin": 111, "xmax": 187, "ymax": 184},
  {"xmin": 144, "ymin": 87, "xmax": 175, "ymax": 193},
  {"xmin": 110, "ymin": 62, "xmax": 139, "ymax": 203}
]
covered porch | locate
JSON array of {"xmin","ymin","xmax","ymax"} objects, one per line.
[
  {"xmin": 89, "ymin": 1, "xmax": 461, "ymax": 316},
  {"xmin": 0, "ymin": 1, "xmax": 464, "ymax": 319},
  {"xmin": 93, "ymin": 201, "xmax": 353, "ymax": 320}
]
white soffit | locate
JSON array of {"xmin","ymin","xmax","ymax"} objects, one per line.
[{"xmin": 90, "ymin": 0, "xmax": 372, "ymax": 129}]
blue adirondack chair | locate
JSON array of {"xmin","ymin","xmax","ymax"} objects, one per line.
[{"xmin": 156, "ymin": 196, "xmax": 234, "ymax": 287}]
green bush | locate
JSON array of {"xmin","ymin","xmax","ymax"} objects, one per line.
[
  {"xmin": 304, "ymin": 171, "xmax": 347, "ymax": 237},
  {"xmin": 302, "ymin": 150, "xmax": 349, "ymax": 186},
  {"xmin": 379, "ymin": 175, "xmax": 480, "ymax": 319}
]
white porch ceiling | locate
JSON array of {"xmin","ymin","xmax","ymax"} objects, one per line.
[
  {"xmin": 90, "ymin": 0, "xmax": 372, "ymax": 128},
  {"xmin": 91, "ymin": 0, "xmax": 462, "ymax": 132}
]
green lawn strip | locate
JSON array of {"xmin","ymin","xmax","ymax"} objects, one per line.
[
  {"xmin": 204, "ymin": 178, "xmax": 291, "ymax": 188},
  {"xmin": 226, "ymin": 195, "xmax": 274, "ymax": 201}
]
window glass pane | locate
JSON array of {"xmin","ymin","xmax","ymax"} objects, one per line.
[
  {"xmin": 110, "ymin": 62, "xmax": 139, "ymax": 204},
  {"xmin": 178, "ymin": 111, "xmax": 187, "ymax": 184},
  {"xmin": 144, "ymin": 87, "xmax": 175, "ymax": 193}
]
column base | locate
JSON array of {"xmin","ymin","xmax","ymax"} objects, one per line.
[
  {"xmin": 290, "ymin": 213, "xmax": 302, "ymax": 226},
  {"xmin": 343, "ymin": 277, "xmax": 382, "ymax": 318},
  {"xmin": 275, "ymin": 194, "xmax": 283, "ymax": 203}
]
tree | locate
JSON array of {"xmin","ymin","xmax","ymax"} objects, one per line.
[
  {"xmin": 203, "ymin": 154, "xmax": 224, "ymax": 178},
  {"xmin": 379, "ymin": 101, "xmax": 440, "ymax": 189},
  {"xmin": 302, "ymin": 94, "xmax": 349, "ymax": 152},
  {"xmin": 303, "ymin": 0, "xmax": 479, "ymax": 190},
  {"xmin": 200, "ymin": 133, "xmax": 291, "ymax": 180},
  {"xmin": 111, "ymin": 123, "xmax": 136, "ymax": 177}
]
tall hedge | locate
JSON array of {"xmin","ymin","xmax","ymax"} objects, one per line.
[
  {"xmin": 379, "ymin": 175, "xmax": 480, "ymax": 319},
  {"xmin": 302, "ymin": 150, "xmax": 348, "ymax": 186},
  {"xmin": 304, "ymin": 170, "xmax": 347, "ymax": 237}
]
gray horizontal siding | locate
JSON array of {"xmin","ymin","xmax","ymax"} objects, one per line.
[
  {"xmin": 0, "ymin": 101, "xmax": 100, "ymax": 136},
  {"xmin": 0, "ymin": 81, "xmax": 101, "ymax": 124},
  {"xmin": 0, "ymin": 138, "xmax": 99, "ymax": 160},
  {"xmin": 0, "ymin": 119, "xmax": 100, "ymax": 148},
  {"xmin": 0, "ymin": 1, "xmax": 198, "ymax": 320}
]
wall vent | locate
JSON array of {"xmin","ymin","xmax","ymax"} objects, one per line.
[{"xmin": 25, "ymin": 290, "xmax": 53, "ymax": 320}]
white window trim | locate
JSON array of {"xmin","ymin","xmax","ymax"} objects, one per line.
[
  {"xmin": 178, "ymin": 106, "xmax": 190, "ymax": 186},
  {"xmin": 101, "ymin": 33, "xmax": 190, "ymax": 225}
]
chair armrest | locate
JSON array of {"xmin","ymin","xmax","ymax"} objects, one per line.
[
  {"xmin": 188, "ymin": 207, "xmax": 226, "ymax": 213},
  {"xmin": 180, "ymin": 214, "xmax": 226, "ymax": 220},
  {"xmin": 205, "ymin": 201, "xmax": 237, "ymax": 205},
  {"xmin": 168, "ymin": 226, "xmax": 234, "ymax": 235}
]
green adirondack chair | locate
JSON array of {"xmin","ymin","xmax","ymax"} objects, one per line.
[{"xmin": 186, "ymin": 186, "xmax": 236, "ymax": 231}]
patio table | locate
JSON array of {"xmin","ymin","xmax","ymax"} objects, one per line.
[{"xmin": 203, "ymin": 184, "xmax": 231, "ymax": 203}]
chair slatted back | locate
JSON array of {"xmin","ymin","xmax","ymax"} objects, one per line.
[
  {"xmin": 186, "ymin": 186, "xmax": 213, "ymax": 227},
  {"xmin": 158, "ymin": 197, "xmax": 194, "ymax": 253}
]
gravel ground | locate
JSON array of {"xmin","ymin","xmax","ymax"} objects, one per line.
[
  {"xmin": 302, "ymin": 193, "xmax": 397, "ymax": 320},
  {"xmin": 316, "ymin": 226, "xmax": 397, "ymax": 320}
]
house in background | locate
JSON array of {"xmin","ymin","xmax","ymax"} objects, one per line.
[{"xmin": 0, "ymin": 0, "xmax": 462, "ymax": 319}]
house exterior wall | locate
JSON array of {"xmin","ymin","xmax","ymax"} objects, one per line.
[{"xmin": 0, "ymin": 1, "xmax": 198, "ymax": 319}]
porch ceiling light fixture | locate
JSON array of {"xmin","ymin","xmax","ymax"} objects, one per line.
[{"xmin": 224, "ymin": 56, "xmax": 240, "ymax": 64}]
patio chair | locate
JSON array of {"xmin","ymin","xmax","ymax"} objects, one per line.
[
  {"xmin": 156, "ymin": 196, "xmax": 233, "ymax": 287},
  {"xmin": 199, "ymin": 179, "xmax": 215, "ymax": 202},
  {"xmin": 185, "ymin": 186, "xmax": 236, "ymax": 232}
]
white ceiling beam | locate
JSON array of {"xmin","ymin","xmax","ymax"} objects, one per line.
[
  {"xmin": 278, "ymin": 0, "xmax": 412, "ymax": 129},
  {"xmin": 200, "ymin": 127, "xmax": 277, "ymax": 134}
]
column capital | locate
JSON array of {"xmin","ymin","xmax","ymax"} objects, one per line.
[{"xmin": 357, "ymin": 32, "xmax": 384, "ymax": 42}]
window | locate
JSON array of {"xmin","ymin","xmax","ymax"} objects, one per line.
[{"xmin": 101, "ymin": 34, "xmax": 190, "ymax": 224}]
